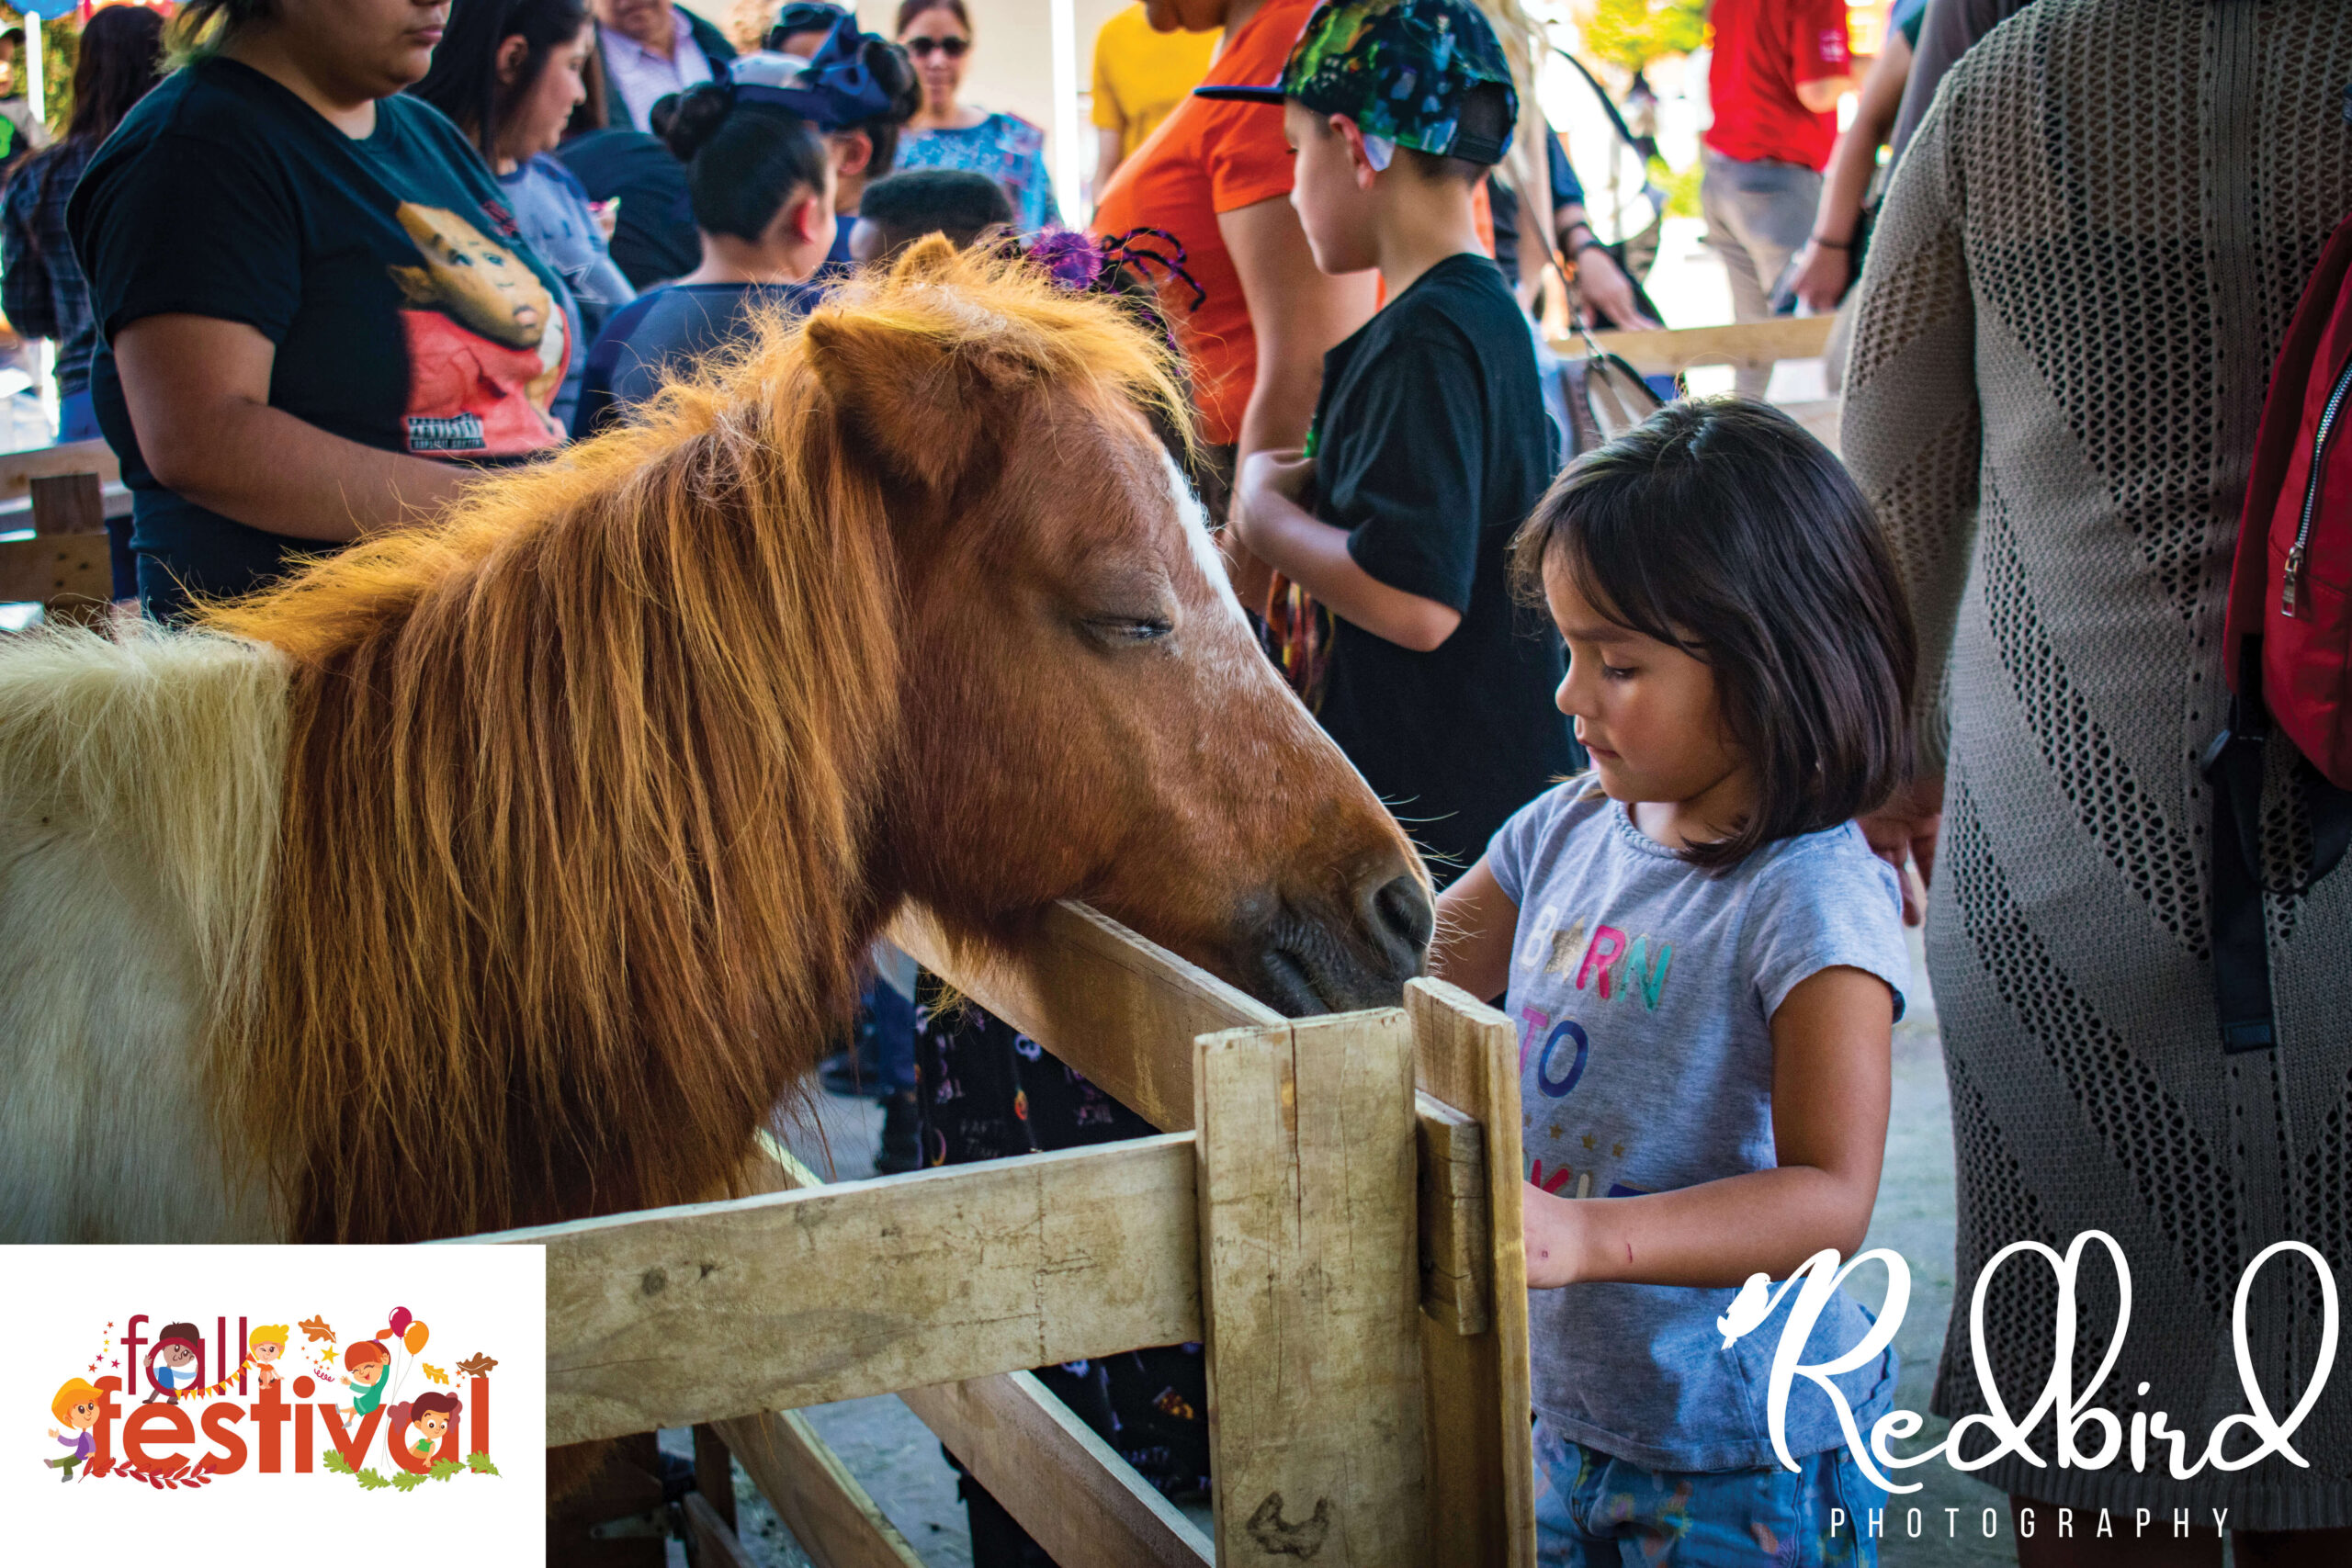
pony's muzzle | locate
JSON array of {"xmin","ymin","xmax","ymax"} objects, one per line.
[{"xmin": 1241, "ymin": 858, "xmax": 1431, "ymax": 1017}]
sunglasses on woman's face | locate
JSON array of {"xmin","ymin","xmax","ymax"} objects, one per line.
[{"xmin": 905, "ymin": 35, "xmax": 970, "ymax": 58}]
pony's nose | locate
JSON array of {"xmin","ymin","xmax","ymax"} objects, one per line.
[{"xmin": 1356, "ymin": 865, "xmax": 1434, "ymax": 975}]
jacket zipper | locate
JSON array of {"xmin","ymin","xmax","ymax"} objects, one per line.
[{"xmin": 2286, "ymin": 350, "xmax": 2352, "ymax": 617}]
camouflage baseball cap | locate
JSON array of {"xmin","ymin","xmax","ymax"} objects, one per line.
[{"xmin": 1193, "ymin": 0, "xmax": 1517, "ymax": 166}]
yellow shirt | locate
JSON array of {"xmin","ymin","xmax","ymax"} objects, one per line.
[{"xmin": 1091, "ymin": 5, "xmax": 1222, "ymax": 162}]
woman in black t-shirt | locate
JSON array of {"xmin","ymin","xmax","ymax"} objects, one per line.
[{"xmin": 69, "ymin": 0, "xmax": 577, "ymax": 619}]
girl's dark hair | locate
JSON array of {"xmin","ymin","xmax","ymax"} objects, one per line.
[
  {"xmin": 64, "ymin": 5, "xmax": 166, "ymax": 146},
  {"xmin": 410, "ymin": 0, "xmax": 592, "ymax": 159},
  {"xmin": 652, "ymin": 85, "xmax": 829, "ymax": 243},
  {"xmin": 895, "ymin": 0, "xmax": 970, "ymax": 36},
  {"xmin": 1510, "ymin": 399, "xmax": 1917, "ymax": 869}
]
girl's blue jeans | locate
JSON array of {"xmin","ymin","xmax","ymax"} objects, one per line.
[{"xmin": 1535, "ymin": 1416, "xmax": 1883, "ymax": 1567}]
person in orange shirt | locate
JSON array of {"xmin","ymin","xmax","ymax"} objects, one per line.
[
  {"xmin": 1088, "ymin": 3, "xmax": 1218, "ymax": 198},
  {"xmin": 1091, "ymin": 0, "xmax": 1377, "ymax": 572}
]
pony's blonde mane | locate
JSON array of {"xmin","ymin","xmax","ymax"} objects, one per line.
[{"xmin": 198, "ymin": 244, "xmax": 1188, "ymax": 1241}]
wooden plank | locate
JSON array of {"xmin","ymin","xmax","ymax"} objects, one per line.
[
  {"xmin": 1193, "ymin": 1010, "xmax": 1427, "ymax": 1567},
  {"xmin": 693, "ymin": 1425, "xmax": 737, "ymax": 1533},
  {"xmin": 683, "ymin": 1491, "xmax": 762, "ymax": 1568},
  {"xmin": 1563, "ymin": 315, "xmax": 1835, "ymax": 376},
  {"xmin": 902, "ymin": 1371, "xmax": 1213, "ymax": 1568},
  {"xmin": 482, "ymin": 1135, "xmax": 1203, "ymax": 1443},
  {"xmin": 753, "ymin": 1116, "xmax": 1208, "ymax": 1568},
  {"xmin": 29, "ymin": 471, "xmax": 105, "ymax": 536},
  {"xmin": 889, "ymin": 899, "xmax": 1277, "ymax": 1133},
  {"xmin": 0, "ymin": 533, "xmax": 109, "ymax": 611},
  {"xmin": 713, "ymin": 1409, "xmax": 925, "ymax": 1568},
  {"xmin": 0, "ymin": 438, "xmax": 118, "ymax": 501},
  {"xmin": 1416, "ymin": 1090, "xmax": 1491, "ymax": 1337},
  {"xmin": 1407, "ymin": 979, "xmax": 1535, "ymax": 1568}
]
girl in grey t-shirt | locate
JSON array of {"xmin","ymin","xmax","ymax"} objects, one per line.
[{"xmin": 1434, "ymin": 400, "xmax": 1918, "ymax": 1564}]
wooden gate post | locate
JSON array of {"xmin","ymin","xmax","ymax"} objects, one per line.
[
  {"xmin": 1408, "ymin": 979, "xmax": 1534, "ymax": 1568},
  {"xmin": 1193, "ymin": 1010, "xmax": 1426, "ymax": 1566}
]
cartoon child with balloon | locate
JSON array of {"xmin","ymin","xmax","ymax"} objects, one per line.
[{"xmin": 336, "ymin": 1306, "xmax": 430, "ymax": 1424}]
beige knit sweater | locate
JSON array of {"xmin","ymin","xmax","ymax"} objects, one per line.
[{"xmin": 1843, "ymin": 0, "xmax": 2352, "ymax": 1528}]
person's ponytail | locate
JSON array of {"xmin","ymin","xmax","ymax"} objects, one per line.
[{"xmin": 165, "ymin": 0, "xmax": 274, "ymax": 67}]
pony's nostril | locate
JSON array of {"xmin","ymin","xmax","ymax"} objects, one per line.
[{"xmin": 1371, "ymin": 873, "xmax": 1434, "ymax": 954}]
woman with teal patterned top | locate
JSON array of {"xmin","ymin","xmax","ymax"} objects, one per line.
[{"xmin": 892, "ymin": 0, "xmax": 1061, "ymax": 233}]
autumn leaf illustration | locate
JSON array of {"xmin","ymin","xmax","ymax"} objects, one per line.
[
  {"xmin": 427, "ymin": 1458, "xmax": 463, "ymax": 1482},
  {"xmin": 455, "ymin": 1353, "xmax": 497, "ymax": 1377},
  {"xmin": 322, "ymin": 1453, "xmax": 356, "ymax": 1476},
  {"xmin": 298, "ymin": 1314, "xmax": 335, "ymax": 1344},
  {"xmin": 420, "ymin": 1362, "xmax": 448, "ymax": 1385},
  {"xmin": 390, "ymin": 1471, "xmax": 427, "ymax": 1493},
  {"xmin": 355, "ymin": 1468, "xmax": 391, "ymax": 1491},
  {"xmin": 465, "ymin": 1450, "xmax": 501, "ymax": 1476}
]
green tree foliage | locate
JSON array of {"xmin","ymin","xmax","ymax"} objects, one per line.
[{"xmin": 1579, "ymin": 0, "xmax": 1706, "ymax": 74}]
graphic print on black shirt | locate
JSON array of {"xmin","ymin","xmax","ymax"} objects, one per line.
[
  {"xmin": 1306, "ymin": 252, "xmax": 1574, "ymax": 883},
  {"xmin": 387, "ymin": 202, "xmax": 568, "ymax": 456}
]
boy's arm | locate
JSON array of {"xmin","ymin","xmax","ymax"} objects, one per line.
[
  {"xmin": 1523, "ymin": 965, "xmax": 1894, "ymax": 1289},
  {"xmin": 1232, "ymin": 447, "xmax": 1464, "ymax": 650}
]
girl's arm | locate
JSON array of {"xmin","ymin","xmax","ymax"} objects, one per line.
[
  {"xmin": 1430, "ymin": 856, "xmax": 1518, "ymax": 1005},
  {"xmin": 1524, "ymin": 964, "xmax": 1893, "ymax": 1289}
]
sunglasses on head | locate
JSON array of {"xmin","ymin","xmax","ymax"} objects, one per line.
[{"xmin": 905, "ymin": 35, "xmax": 970, "ymax": 58}]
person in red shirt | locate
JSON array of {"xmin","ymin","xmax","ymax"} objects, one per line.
[
  {"xmin": 1700, "ymin": 0, "xmax": 1854, "ymax": 395},
  {"xmin": 1091, "ymin": 0, "xmax": 1376, "ymax": 581}
]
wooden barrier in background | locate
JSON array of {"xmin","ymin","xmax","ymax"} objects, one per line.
[{"xmin": 1564, "ymin": 315, "xmax": 1836, "ymax": 378}]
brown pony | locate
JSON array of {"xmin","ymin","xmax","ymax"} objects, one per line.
[{"xmin": 0, "ymin": 241, "xmax": 1426, "ymax": 1252}]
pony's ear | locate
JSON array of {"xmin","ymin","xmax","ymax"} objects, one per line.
[
  {"xmin": 804, "ymin": 288, "xmax": 1035, "ymax": 493},
  {"xmin": 889, "ymin": 232, "xmax": 960, "ymax": 283}
]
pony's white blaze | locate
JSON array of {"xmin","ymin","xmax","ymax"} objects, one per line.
[
  {"xmin": 0, "ymin": 626, "xmax": 288, "ymax": 1241},
  {"xmin": 1165, "ymin": 451, "xmax": 1246, "ymax": 624}
]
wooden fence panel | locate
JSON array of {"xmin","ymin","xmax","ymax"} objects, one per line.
[
  {"xmin": 1193, "ymin": 1010, "xmax": 1427, "ymax": 1567},
  {"xmin": 1407, "ymin": 979, "xmax": 1534, "ymax": 1568},
  {"xmin": 485, "ymin": 1135, "xmax": 1201, "ymax": 1443},
  {"xmin": 902, "ymin": 1372, "xmax": 1213, "ymax": 1568},
  {"xmin": 712, "ymin": 1411, "xmax": 926, "ymax": 1568},
  {"xmin": 754, "ymin": 1123, "xmax": 1213, "ymax": 1568}
]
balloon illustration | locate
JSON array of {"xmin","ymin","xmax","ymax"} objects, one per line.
[
  {"xmin": 404, "ymin": 1321, "xmax": 430, "ymax": 1355},
  {"xmin": 387, "ymin": 1306, "xmax": 413, "ymax": 1337}
]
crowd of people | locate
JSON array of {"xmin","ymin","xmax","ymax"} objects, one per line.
[{"xmin": 11, "ymin": 0, "xmax": 2352, "ymax": 1565}]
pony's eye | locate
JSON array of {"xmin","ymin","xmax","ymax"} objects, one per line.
[{"xmin": 1090, "ymin": 615, "xmax": 1172, "ymax": 645}]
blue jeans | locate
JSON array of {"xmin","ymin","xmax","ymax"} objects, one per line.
[{"xmin": 1535, "ymin": 1418, "xmax": 1882, "ymax": 1567}]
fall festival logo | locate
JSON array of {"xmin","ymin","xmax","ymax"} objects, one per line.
[{"xmin": 41, "ymin": 1305, "xmax": 505, "ymax": 1495}]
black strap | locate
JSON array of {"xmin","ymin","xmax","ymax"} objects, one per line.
[{"xmin": 2203, "ymin": 639, "xmax": 2278, "ymax": 1053}]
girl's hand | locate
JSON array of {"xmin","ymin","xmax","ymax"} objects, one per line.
[{"xmin": 1523, "ymin": 1180, "xmax": 1589, "ymax": 1289}]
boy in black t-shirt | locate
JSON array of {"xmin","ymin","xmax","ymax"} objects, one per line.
[{"xmin": 1202, "ymin": 0, "xmax": 1574, "ymax": 886}]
